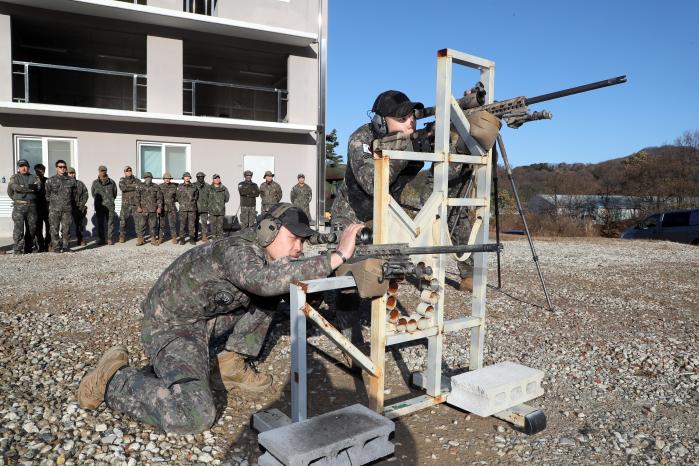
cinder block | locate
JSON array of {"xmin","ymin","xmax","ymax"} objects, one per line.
[
  {"xmin": 447, "ymin": 361, "xmax": 544, "ymax": 417},
  {"xmin": 258, "ymin": 404, "xmax": 395, "ymax": 466}
]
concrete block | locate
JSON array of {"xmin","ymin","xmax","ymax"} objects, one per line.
[
  {"xmin": 253, "ymin": 409, "xmax": 292, "ymax": 433},
  {"xmin": 258, "ymin": 404, "xmax": 394, "ymax": 466},
  {"xmin": 447, "ymin": 361, "xmax": 544, "ymax": 417}
]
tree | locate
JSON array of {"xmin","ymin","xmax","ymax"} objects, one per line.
[{"xmin": 325, "ymin": 129, "xmax": 343, "ymax": 164}]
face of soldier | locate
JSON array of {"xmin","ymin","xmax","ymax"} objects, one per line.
[
  {"xmin": 213, "ymin": 177, "xmax": 221, "ymax": 186},
  {"xmin": 56, "ymin": 163, "xmax": 68, "ymax": 175},
  {"xmin": 163, "ymin": 178, "xmax": 171, "ymax": 184},
  {"xmin": 124, "ymin": 168, "xmax": 133, "ymax": 177},
  {"xmin": 184, "ymin": 176, "xmax": 191, "ymax": 183},
  {"xmin": 144, "ymin": 178, "xmax": 152, "ymax": 186},
  {"xmin": 99, "ymin": 170, "xmax": 107, "ymax": 178},
  {"xmin": 68, "ymin": 172, "xmax": 76, "ymax": 178},
  {"xmin": 35, "ymin": 167, "xmax": 45, "ymax": 177},
  {"xmin": 265, "ymin": 175, "xmax": 273, "ymax": 183},
  {"xmin": 298, "ymin": 177, "xmax": 305, "ymax": 186},
  {"xmin": 266, "ymin": 226, "xmax": 304, "ymax": 261},
  {"xmin": 18, "ymin": 165, "xmax": 29, "ymax": 175},
  {"xmin": 386, "ymin": 112, "xmax": 416, "ymax": 135},
  {"xmin": 244, "ymin": 175, "xmax": 252, "ymax": 182},
  {"xmin": 197, "ymin": 176, "xmax": 205, "ymax": 183}
]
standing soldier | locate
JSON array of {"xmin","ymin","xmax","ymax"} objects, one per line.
[
  {"xmin": 194, "ymin": 171, "xmax": 211, "ymax": 242},
  {"xmin": 46, "ymin": 159, "xmax": 77, "ymax": 253},
  {"xmin": 34, "ymin": 163, "xmax": 50, "ymax": 251},
  {"xmin": 159, "ymin": 172, "xmax": 179, "ymax": 244},
  {"xmin": 68, "ymin": 167, "xmax": 89, "ymax": 246},
  {"xmin": 118, "ymin": 166, "xmax": 141, "ymax": 243},
  {"xmin": 290, "ymin": 173, "xmax": 313, "ymax": 220},
  {"xmin": 208, "ymin": 174, "xmax": 229, "ymax": 239},
  {"xmin": 176, "ymin": 172, "xmax": 198, "ymax": 245},
  {"xmin": 259, "ymin": 170, "xmax": 282, "ymax": 214},
  {"xmin": 7, "ymin": 159, "xmax": 40, "ymax": 255},
  {"xmin": 238, "ymin": 170, "xmax": 259, "ymax": 229},
  {"xmin": 136, "ymin": 172, "xmax": 163, "ymax": 246},
  {"xmin": 91, "ymin": 165, "xmax": 118, "ymax": 245}
]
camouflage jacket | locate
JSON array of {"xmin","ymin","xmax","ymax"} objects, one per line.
[
  {"xmin": 176, "ymin": 182, "xmax": 198, "ymax": 212},
  {"xmin": 208, "ymin": 184, "xmax": 230, "ymax": 216},
  {"xmin": 7, "ymin": 172, "xmax": 41, "ymax": 202},
  {"xmin": 138, "ymin": 182, "xmax": 164, "ymax": 213},
  {"xmin": 91, "ymin": 176, "xmax": 118, "ymax": 210},
  {"xmin": 140, "ymin": 228, "xmax": 333, "ymax": 344},
  {"xmin": 238, "ymin": 180, "xmax": 260, "ymax": 207},
  {"xmin": 159, "ymin": 182, "xmax": 179, "ymax": 212},
  {"xmin": 259, "ymin": 181, "xmax": 282, "ymax": 206},
  {"xmin": 290, "ymin": 183, "xmax": 312, "ymax": 209},
  {"xmin": 75, "ymin": 179, "xmax": 89, "ymax": 210},
  {"xmin": 46, "ymin": 174, "xmax": 77, "ymax": 212},
  {"xmin": 195, "ymin": 181, "xmax": 211, "ymax": 213},
  {"xmin": 119, "ymin": 175, "xmax": 141, "ymax": 207},
  {"xmin": 331, "ymin": 123, "xmax": 423, "ymax": 223}
]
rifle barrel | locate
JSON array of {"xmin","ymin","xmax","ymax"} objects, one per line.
[
  {"xmin": 525, "ymin": 75, "xmax": 627, "ymax": 106},
  {"xmin": 403, "ymin": 243, "xmax": 501, "ymax": 255}
]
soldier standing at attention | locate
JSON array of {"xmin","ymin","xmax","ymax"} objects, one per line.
[
  {"xmin": 208, "ymin": 174, "xmax": 230, "ymax": 239},
  {"xmin": 259, "ymin": 170, "xmax": 282, "ymax": 214},
  {"xmin": 118, "ymin": 166, "xmax": 141, "ymax": 243},
  {"xmin": 34, "ymin": 163, "xmax": 50, "ymax": 251},
  {"xmin": 159, "ymin": 172, "xmax": 179, "ymax": 244},
  {"xmin": 290, "ymin": 173, "xmax": 313, "ymax": 220},
  {"xmin": 176, "ymin": 171, "xmax": 198, "ymax": 245},
  {"xmin": 195, "ymin": 171, "xmax": 211, "ymax": 242},
  {"xmin": 91, "ymin": 165, "xmax": 118, "ymax": 245},
  {"xmin": 136, "ymin": 172, "xmax": 163, "ymax": 246},
  {"xmin": 78, "ymin": 204, "xmax": 364, "ymax": 434},
  {"xmin": 46, "ymin": 159, "xmax": 77, "ymax": 253},
  {"xmin": 68, "ymin": 167, "xmax": 89, "ymax": 246},
  {"xmin": 7, "ymin": 159, "xmax": 40, "ymax": 255},
  {"xmin": 238, "ymin": 170, "xmax": 259, "ymax": 229}
]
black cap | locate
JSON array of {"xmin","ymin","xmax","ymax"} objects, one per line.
[
  {"xmin": 17, "ymin": 159, "xmax": 29, "ymax": 167},
  {"xmin": 372, "ymin": 90, "xmax": 423, "ymax": 117},
  {"xmin": 278, "ymin": 206, "xmax": 315, "ymax": 238}
]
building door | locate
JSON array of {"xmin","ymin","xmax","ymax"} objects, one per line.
[{"xmin": 243, "ymin": 155, "xmax": 274, "ymax": 213}]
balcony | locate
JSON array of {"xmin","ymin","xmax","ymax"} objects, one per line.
[{"xmin": 183, "ymin": 79, "xmax": 287, "ymax": 122}]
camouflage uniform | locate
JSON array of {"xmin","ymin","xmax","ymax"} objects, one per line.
[
  {"xmin": 137, "ymin": 181, "xmax": 164, "ymax": 242},
  {"xmin": 92, "ymin": 176, "xmax": 118, "ymax": 244},
  {"xmin": 208, "ymin": 184, "xmax": 230, "ymax": 239},
  {"xmin": 159, "ymin": 182, "xmax": 179, "ymax": 240},
  {"xmin": 119, "ymin": 175, "xmax": 141, "ymax": 239},
  {"xmin": 259, "ymin": 180, "xmax": 282, "ymax": 214},
  {"xmin": 46, "ymin": 173, "xmax": 77, "ymax": 251},
  {"xmin": 176, "ymin": 182, "xmax": 198, "ymax": 242},
  {"xmin": 7, "ymin": 172, "xmax": 40, "ymax": 254},
  {"xmin": 104, "ymin": 228, "xmax": 333, "ymax": 434},
  {"xmin": 290, "ymin": 183, "xmax": 313, "ymax": 220},
  {"xmin": 72, "ymin": 178, "xmax": 89, "ymax": 244},
  {"xmin": 195, "ymin": 179, "xmax": 211, "ymax": 240},
  {"xmin": 238, "ymin": 179, "xmax": 259, "ymax": 228},
  {"xmin": 35, "ymin": 173, "xmax": 50, "ymax": 251}
]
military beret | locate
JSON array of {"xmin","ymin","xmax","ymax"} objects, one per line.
[
  {"xmin": 196, "ymin": 171, "xmax": 205, "ymax": 177},
  {"xmin": 17, "ymin": 159, "xmax": 29, "ymax": 167},
  {"xmin": 297, "ymin": 173, "xmax": 305, "ymax": 178},
  {"xmin": 143, "ymin": 172, "xmax": 153, "ymax": 178},
  {"xmin": 182, "ymin": 171, "xmax": 191, "ymax": 178},
  {"xmin": 162, "ymin": 172, "xmax": 172, "ymax": 179},
  {"xmin": 264, "ymin": 170, "xmax": 274, "ymax": 177},
  {"xmin": 243, "ymin": 170, "xmax": 253, "ymax": 176},
  {"xmin": 68, "ymin": 167, "xmax": 76, "ymax": 174},
  {"xmin": 98, "ymin": 165, "xmax": 108, "ymax": 172}
]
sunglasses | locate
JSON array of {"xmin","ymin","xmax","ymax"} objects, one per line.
[
  {"xmin": 57, "ymin": 165, "xmax": 67, "ymax": 169},
  {"xmin": 125, "ymin": 169, "xmax": 132, "ymax": 172}
]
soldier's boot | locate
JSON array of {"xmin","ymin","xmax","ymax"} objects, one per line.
[
  {"xmin": 107, "ymin": 239, "xmax": 114, "ymax": 246},
  {"xmin": 190, "ymin": 239, "xmax": 197, "ymax": 245},
  {"xmin": 202, "ymin": 233, "xmax": 209, "ymax": 242},
  {"xmin": 151, "ymin": 237, "xmax": 159, "ymax": 246},
  {"xmin": 136, "ymin": 237, "xmax": 145, "ymax": 246},
  {"xmin": 171, "ymin": 236, "xmax": 178, "ymax": 245},
  {"xmin": 215, "ymin": 351, "xmax": 272, "ymax": 392},
  {"xmin": 118, "ymin": 234, "xmax": 125, "ymax": 243},
  {"xmin": 80, "ymin": 239, "xmax": 87, "ymax": 246},
  {"xmin": 458, "ymin": 276, "xmax": 473, "ymax": 293},
  {"xmin": 47, "ymin": 243, "xmax": 53, "ymax": 253},
  {"xmin": 77, "ymin": 345, "xmax": 129, "ymax": 409},
  {"xmin": 179, "ymin": 237, "xmax": 186, "ymax": 245}
]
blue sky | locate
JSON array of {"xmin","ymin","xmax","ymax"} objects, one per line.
[{"xmin": 326, "ymin": 0, "xmax": 699, "ymax": 167}]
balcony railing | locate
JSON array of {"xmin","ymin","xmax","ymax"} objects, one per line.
[
  {"xmin": 12, "ymin": 61, "xmax": 147, "ymax": 112},
  {"xmin": 183, "ymin": 0, "xmax": 218, "ymax": 16},
  {"xmin": 183, "ymin": 79, "xmax": 288, "ymax": 122}
]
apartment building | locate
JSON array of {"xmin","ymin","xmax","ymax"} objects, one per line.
[{"xmin": 0, "ymin": 0, "xmax": 327, "ymax": 236}]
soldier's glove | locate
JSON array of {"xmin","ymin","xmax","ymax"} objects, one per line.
[{"xmin": 335, "ymin": 258, "xmax": 388, "ymax": 299}]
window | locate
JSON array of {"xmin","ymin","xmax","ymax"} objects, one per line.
[
  {"xmin": 661, "ymin": 211, "xmax": 691, "ymax": 228},
  {"xmin": 137, "ymin": 142, "xmax": 190, "ymax": 180},
  {"xmin": 15, "ymin": 136, "xmax": 78, "ymax": 173}
]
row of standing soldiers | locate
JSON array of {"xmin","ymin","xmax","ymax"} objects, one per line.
[{"xmin": 238, "ymin": 170, "xmax": 313, "ymax": 229}]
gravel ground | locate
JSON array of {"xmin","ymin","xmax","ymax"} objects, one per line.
[{"xmin": 0, "ymin": 237, "xmax": 697, "ymax": 465}]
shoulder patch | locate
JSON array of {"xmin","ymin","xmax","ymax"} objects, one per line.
[{"xmin": 362, "ymin": 143, "xmax": 372, "ymax": 155}]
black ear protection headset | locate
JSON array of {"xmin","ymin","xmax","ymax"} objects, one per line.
[
  {"xmin": 256, "ymin": 203, "xmax": 294, "ymax": 247},
  {"xmin": 370, "ymin": 111, "xmax": 388, "ymax": 138}
]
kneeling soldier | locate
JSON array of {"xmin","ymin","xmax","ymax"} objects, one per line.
[{"xmin": 78, "ymin": 204, "xmax": 363, "ymax": 434}]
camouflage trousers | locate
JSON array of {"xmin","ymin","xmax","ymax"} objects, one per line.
[
  {"xmin": 240, "ymin": 207, "xmax": 257, "ymax": 229},
  {"xmin": 178, "ymin": 210, "xmax": 197, "ymax": 240},
  {"xmin": 95, "ymin": 206, "xmax": 116, "ymax": 243},
  {"xmin": 72, "ymin": 208, "xmax": 86, "ymax": 243},
  {"xmin": 105, "ymin": 306, "xmax": 273, "ymax": 434},
  {"xmin": 138, "ymin": 212, "xmax": 159, "ymax": 240},
  {"xmin": 12, "ymin": 203, "xmax": 37, "ymax": 253},
  {"xmin": 209, "ymin": 215, "xmax": 224, "ymax": 239},
  {"xmin": 120, "ymin": 204, "xmax": 138, "ymax": 238},
  {"xmin": 160, "ymin": 209, "xmax": 177, "ymax": 239},
  {"xmin": 49, "ymin": 208, "xmax": 72, "ymax": 251},
  {"xmin": 196, "ymin": 212, "xmax": 209, "ymax": 239},
  {"xmin": 35, "ymin": 207, "xmax": 50, "ymax": 251}
]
